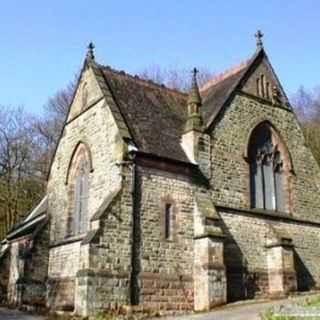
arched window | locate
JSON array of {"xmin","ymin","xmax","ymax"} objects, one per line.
[
  {"xmin": 74, "ymin": 159, "xmax": 89, "ymax": 234},
  {"xmin": 66, "ymin": 142, "xmax": 92, "ymax": 237},
  {"xmin": 249, "ymin": 123, "xmax": 287, "ymax": 212}
]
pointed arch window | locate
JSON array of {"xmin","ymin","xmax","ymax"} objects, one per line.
[
  {"xmin": 65, "ymin": 142, "xmax": 92, "ymax": 238},
  {"xmin": 74, "ymin": 159, "xmax": 89, "ymax": 234},
  {"xmin": 249, "ymin": 124, "xmax": 286, "ymax": 212}
]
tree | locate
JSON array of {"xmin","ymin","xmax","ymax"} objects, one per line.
[
  {"xmin": 138, "ymin": 65, "xmax": 215, "ymax": 92},
  {"xmin": 0, "ymin": 106, "xmax": 43, "ymax": 239},
  {"xmin": 0, "ymin": 78, "xmax": 76, "ymax": 240},
  {"xmin": 291, "ymin": 86, "xmax": 320, "ymax": 164},
  {"xmin": 31, "ymin": 78, "xmax": 76, "ymax": 179}
]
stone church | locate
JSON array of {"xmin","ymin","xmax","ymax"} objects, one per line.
[{"xmin": 1, "ymin": 32, "xmax": 320, "ymax": 316}]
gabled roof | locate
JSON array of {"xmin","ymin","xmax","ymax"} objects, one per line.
[
  {"xmin": 6, "ymin": 196, "xmax": 47, "ymax": 241},
  {"xmin": 100, "ymin": 65, "xmax": 191, "ymax": 163},
  {"xmin": 201, "ymin": 47, "xmax": 291, "ymax": 129},
  {"xmin": 49, "ymin": 45, "xmax": 291, "ymax": 173},
  {"xmin": 98, "ymin": 49, "xmax": 285, "ymax": 163},
  {"xmin": 201, "ymin": 65, "xmax": 248, "ymax": 127}
]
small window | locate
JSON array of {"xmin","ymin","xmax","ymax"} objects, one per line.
[
  {"xmin": 81, "ymin": 82, "xmax": 88, "ymax": 110},
  {"xmin": 260, "ymin": 75, "xmax": 265, "ymax": 98},
  {"xmin": 256, "ymin": 78, "xmax": 260, "ymax": 96},
  {"xmin": 266, "ymin": 82, "xmax": 270, "ymax": 99},
  {"xmin": 256, "ymin": 75, "xmax": 272, "ymax": 100},
  {"xmin": 165, "ymin": 203, "xmax": 172, "ymax": 240}
]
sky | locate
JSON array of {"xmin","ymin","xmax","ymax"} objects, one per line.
[{"xmin": 1, "ymin": 0, "xmax": 319, "ymax": 114}]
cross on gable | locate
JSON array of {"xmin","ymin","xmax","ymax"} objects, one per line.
[{"xmin": 255, "ymin": 30, "xmax": 264, "ymax": 48}]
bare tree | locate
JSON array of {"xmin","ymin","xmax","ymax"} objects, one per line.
[
  {"xmin": 291, "ymin": 86, "xmax": 320, "ymax": 165},
  {"xmin": 31, "ymin": 78, "xmax": 76, "ymax": 178},
  {"xmin": 0, "ymin": 78, "xmax": 76, "ymax": 240},
  {"xmin": 138, "ymin": 65, "xmax": 215, "ymax": 92},
  {"xmin": 0, "ymin": 106, "xmax": 43, "ymax": 239}
]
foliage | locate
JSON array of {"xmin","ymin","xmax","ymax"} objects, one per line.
[
  {"xmin": 261, "ymin": 295, "xmax": 320, "ymax": 319},
  {"xmin": 304, "ymin": 295, "xmax": 320, "ymax": 307},
  {"xmin": 0, "ymin": 78, "xmax": 75, "ymax": 240},
  {"xmin": 261, "ymin": 308, "xmax": 296, "ymax": 320},
  {"xmin": 0, "ymin": 106, "xmax": 44, "ymax": 239}
]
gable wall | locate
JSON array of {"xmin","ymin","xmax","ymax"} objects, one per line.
[
  {"xmin": 208, "ymin": 92, "xmax": 320, "ymax": 299},
  {"xmin": 46, "ymin": 66, "xmax": 125, "ymax": 309},
  {"xmin": 47, "ymin": 66, "xmax": 123, "ymax": 242},
  {"xmin": 209, "ymin": 93, "xmax": 320, "ymax": 221},
  {"xmin": 242, "ymin": 58, "xmax": 282, "ymax": 101}
]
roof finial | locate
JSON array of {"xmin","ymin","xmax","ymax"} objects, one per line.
[
  {"xmin": 184, "ymin": 67, "xmax": 203, "ymax": 133},
  {"xmin": 86, "ymin": 42, "xmax": 95, "ymax": 61},
  {"xmin": 192, "ymin": 67, "xmax": 199, "ymax": 86},
  {"xmin": 255, "ymin": 30, "xmax": 264, "ymax": 49},
  {"xmin": 188, "ymin": 67, "xmax": 202, "ymax": 106}
]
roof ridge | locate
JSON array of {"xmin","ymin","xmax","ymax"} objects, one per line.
[
  {"xmin": 99, "ymin": 63, "xmax": 188, "ymax": 97},
  {"xmin": 200, "ymin": 59, "xmax": 250, "ymax": 93}
]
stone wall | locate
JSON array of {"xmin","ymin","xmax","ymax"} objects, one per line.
[
  {"xmin": 209, "ymin": 93, "xmax": 320, "ymax": 222},
  {"xmin": 47, "ymin": 64, "xmax": 125, "ymax": 311},
  {"xmin": 0, "ymin": 249, "xmax": 10, "ymax": 302},
  {"xmin": 135, "ymin": 165, "xmax": 195, "ymax": 311},
  {"xmin": 219, "ymin": 209, "xmax": 320, "ymax": 301},
  {"xmin": 47, "ymin": 97, "xmax": 123, "ymax": 240},
  {"xmin": 77, "ymin": 163, "xmax": 196, "ymax": 314},
  {"xmin": 208, "ymin": 92, "xmax": 320, "ymax": 300},
  {"xmin": 4, "ymin": 224, "xmax": 50, "ymax": 308},
  {"xmin": 76, "ymin": 166, "xmax": 133, "ymax": 314},
  {"xmin": 22, "ymin": 224, "xmax": 50, "ymax": 307},
  {"xmin": 7, "ymin": 242, "xmax": 21, "ymax": 304}
]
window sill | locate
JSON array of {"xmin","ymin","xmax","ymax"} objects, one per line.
[
  {"xmin": 249, "ymin": 207, "xmax": 291, "ymax": 218},
  {"xmin": 215, "ymin": 205, "xmax": 320, "ymax": 227},
  {"xmin": 49, "ymin": 234, "xmax": 85, "ymax": 248}
]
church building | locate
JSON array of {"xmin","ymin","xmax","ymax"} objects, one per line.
[{"xmin": 1, "ymin": 32, "xmax": 320, "ymax": 316}]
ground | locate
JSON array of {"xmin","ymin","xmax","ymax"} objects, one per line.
[
  {"xmin": 161, "ymin": 294, "xmax": 319, "ymax": 320},
  {"xmin": 0, "ymin": 308, "xmax": 44, "ymax": 320},
  {"xmin": 0, "ymin": 295, "xmax": 318, "ymax": 320}
]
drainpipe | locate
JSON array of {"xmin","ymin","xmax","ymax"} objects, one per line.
[{"xmin": 129, "ymin": 151, "xmax": 140, "ymax": 305}]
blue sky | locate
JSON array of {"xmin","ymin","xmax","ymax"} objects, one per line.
[{"xmin": 1, "ymin": 0, "xmax": 319, "ymax": 114}]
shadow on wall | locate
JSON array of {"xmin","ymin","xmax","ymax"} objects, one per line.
[
  {"xmin": 47, "ymin": 278, "xmax": 75, "ymax": 312},
  {"xmin": 221, "ymin": 217, "xmax": 317, "ymax": 302},
  {"xmin": 294, "ymin": 251, "xmax": 316, "ymax": 291},
  {"xmin": 220, "ymin": 219, "xmax": 255, "ymax": 302}
]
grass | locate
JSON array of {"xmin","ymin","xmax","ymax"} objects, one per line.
[{"xmin": 261, "ymin": 294, "xmax": 320, "ymax": 319}]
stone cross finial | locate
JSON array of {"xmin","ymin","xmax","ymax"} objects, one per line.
[
  {"xmin": 192, "ymin": 67, "xmax": 199, "ymax": 85},
  {"xmin": 188, "ymin": 67, "xmax": 201, "ymax": 106},
  {"xmin": 86, "ymin": 42, "xmax": 95, "ymax": 61},
  {"xmin": 255, "ymin": 30, "xmax": 264, "ymax": 49}
]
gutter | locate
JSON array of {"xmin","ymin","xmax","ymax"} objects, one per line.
[{"xmin": 6, "ymin": 213, "xmax": 46, "ymax": 240}]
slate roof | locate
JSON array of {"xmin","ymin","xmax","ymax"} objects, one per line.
[
  {"xmin": 98, "ymin": 60, "xmax": 252, "ymax": 163},
  {"xmin": 100, "ymin": 65, "xmax": 191, "ymax": 163},
  {"xmin": 51, "ymin": 48, "xmax": 266, "ymax": 168},
  {"xmin": 201, "ymin": 66, "xmax": 248, "ymax": 125},
  {"xmin": 6, "ymin": 196, "xmax": 47, "ymax": 240},
  {"xmin": 98, "ymin": 59, "xmax": 253, "ymax": 164}
]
